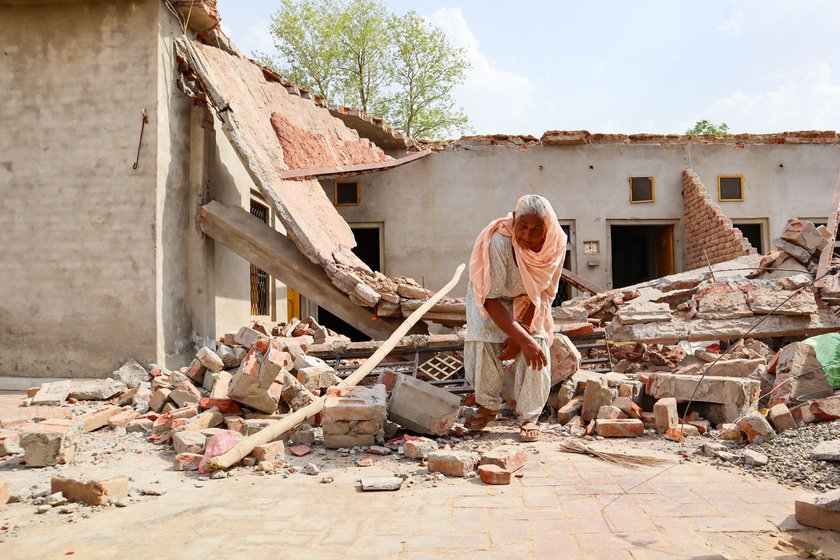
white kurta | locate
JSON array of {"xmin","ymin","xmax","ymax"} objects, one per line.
[{"xmin": 464, "ymin": 232, "xmax": 551, "ymax": 423}]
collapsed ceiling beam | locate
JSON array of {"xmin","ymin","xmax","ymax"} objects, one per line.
[
  {"xmin": 563, "ymin": 269, "xmax": 605, "ymax": 295},
  {"xmin": 199, "ymin": 201, "xmax": 425, "ymax": 340},
  {"xmin": 276, "ymin": 150, "xmax": 432, "ymax": 180}
]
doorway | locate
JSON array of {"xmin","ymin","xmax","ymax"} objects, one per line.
[
  {"xmin": 611, "ymin": 224, "xmax": 675, "ymax": 288},
  {"xmin": 318, "ymin": 225, "xmax": 382, "ymax": 341}
]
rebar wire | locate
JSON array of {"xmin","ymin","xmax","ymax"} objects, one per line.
[{"xmin": 679, "ymin": 265, "xmax": 840, "ymax": 437}]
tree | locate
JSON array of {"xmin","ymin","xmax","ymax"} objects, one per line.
[
  {"xmin": 263, "ymin": 0, "xmax": 471, "ymax": 139},
  {"xmin": 386, "ymin": 11, "xmax": 470, "ymax": 138},
  {"xmin": 686, "ymin": 119, "xmax": 731, "ymax": 136},
  {"xmin": 266, "ymin": 0, "xmax": 342, "ymax": 101}
]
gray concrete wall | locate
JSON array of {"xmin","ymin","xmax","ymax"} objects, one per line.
[
  {"xmin": 327, "ymin": 142, "xmax": 840, "ymax": 295},
  {"xmin": 0, "ymin": 0, "xmax": 160, "ymax": 383}
]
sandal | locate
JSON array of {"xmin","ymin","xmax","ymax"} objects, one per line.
[
  {"xmin": 465, "ymin": 407, "xmax": 499, "ymax": 432},
  {"xmin": 519, "ymin": 421, "xmax": 541, "ymax": 442}
]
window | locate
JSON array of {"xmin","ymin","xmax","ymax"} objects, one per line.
[
  {"xmin": 249, "ymin": 199, "xmax": 270, "ymax": 316},
  {"xmin": 629, "ymin": 177, "xmax": 655, "ymax": 203},
  {"xmin": 334, "ymin": 181, "xmax": 360, "ymax": 206},
  {"xmin": 733, "ymin": 222, "xmax": 764, "ymax": 253},
  {"xmin": 718, "ymin": 176, "xmax": 744, "ymax": 201}
]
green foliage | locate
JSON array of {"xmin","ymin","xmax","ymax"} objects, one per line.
[
  {"xmin": 686, "ymin": 119, "xmax": 731, "ymax": 136},
  {"xmin": 263, "ymin": 0, "xmax": 471, "ymax": 139}
]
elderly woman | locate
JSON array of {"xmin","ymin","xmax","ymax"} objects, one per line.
[{"xmin": 464, "ymin": 195, "xmax": 567, "ymax": 442}]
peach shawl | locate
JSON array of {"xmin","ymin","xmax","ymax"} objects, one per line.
[{"xmin": 469, "ymin": 195, "xmax": 567, "ymax": 344}]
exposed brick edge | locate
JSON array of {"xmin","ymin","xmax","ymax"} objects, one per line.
[{"xmin": 683, "ymin": 169, "xmax": 757, "ymax": 270}]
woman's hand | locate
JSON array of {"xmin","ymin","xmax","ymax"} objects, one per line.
[
  {"xmin": 498, "ymin": 337, "xmax": 521, "ymax": 361},
  {"xmin": 519, "ymin": 336, "xmax": 548, "ymax": 370}
]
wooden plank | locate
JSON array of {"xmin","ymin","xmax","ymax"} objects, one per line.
[
  {"xmin": 816, "ymin": 172, "xmax": 840, "ymax": 288},
  {"xmin": 562, "ymin": 269, "xmax": 605, "ymax": 295},
  {"xmin": 277, "ymin": 150, "xmax": 431, "ymax": 180},
  {"xmin": 200, "ymin": 201, "xmax": 424, "ymax": 340}
]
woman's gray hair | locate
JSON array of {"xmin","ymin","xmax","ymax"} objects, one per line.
[{"xmin": 514, "ymin": 195, "xmax": 548, "ymax": 220}]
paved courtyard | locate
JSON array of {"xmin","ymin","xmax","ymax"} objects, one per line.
[{"xmin": 2, "ymin": 390, "xmax": 839, "ymax": 559}]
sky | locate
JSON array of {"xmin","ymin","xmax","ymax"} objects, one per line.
[{"xmin": 216, "ymin": 0, "xmax": 840, "ymax": 137}]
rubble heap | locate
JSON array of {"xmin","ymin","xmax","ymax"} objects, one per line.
[{"xmin": 554, "ymin": 219, "xmax": 840, "ymax": 344}]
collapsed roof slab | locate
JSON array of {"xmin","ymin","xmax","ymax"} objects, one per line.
[
  {"xmin": 177, "ymin": 38, "xmax": 389, "ymax": 271},
  {"xmin": 199, "ymin": 201, "xmax": 424, "ymax": 339},
  {"xmin": 608, "ymin": 306, "xmax": 840, "ymax": 345}
]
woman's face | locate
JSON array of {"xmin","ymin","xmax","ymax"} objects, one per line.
[{"xmin": 513, "ymin": 213, "xmax": 547, "ymax": 252}]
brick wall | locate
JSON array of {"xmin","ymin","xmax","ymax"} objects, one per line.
[{"xmin": 683, "ymin": 169, "xmax": 757, "ymax": 270}]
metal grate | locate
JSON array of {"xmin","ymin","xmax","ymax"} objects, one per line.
[
  {"xmin": 250, "ymin": 200, "xmax": 269, "ymax": 316},
  {"xmin": 418, "ymin": 351, "xmax": 464, "ymax": 382}
]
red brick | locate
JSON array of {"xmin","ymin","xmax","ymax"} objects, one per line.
[
  {"xmin": 250, "ymin": 441, "xmax": 285, "ymax": 463},
  {"xmin": 288, "ymin": 445, "xmax": 312, "ymax": 457},
  {"xmin": 597, "ymin": 405, "xmax": 626, "ymax": 420},
  {"xmin": 79, "ymin": 407, "xmax": 121, "ymax": 433},
  {"xmin": 199, "ymin": 398, "xmax": 242, "ymax": 415},
  {"xmin": 810, "ymin": 397, "xmax": 840, "ymax": 421},
  {"xmin": 768, "ymin": 403, "xmax": 797, "ymax": 432},
  {"xmin": 479, "ymin": 445, "xmax": 528, "ymax": 472},
  {"xmin": 479, "ymin": 464, "xmax": 511, "ymax": 485},
  {"xmin": 653, "ymin": 398, "xmax": 678, "ymax": 433},
  {"xmin": 107, "ymin": 409, "xmax": 140, "ymax": 429},
  {"xmin": 595, "ymin": 419, "xmax": 644, "ymax": 438},
  {"xmin": 51, "ymin": 476, "xmax": 129, "ymax": 506},
  {"xmin": 427, "ymin": 450, "xmax": 480, "ymax": 477},
  {"xmin": 173, "ymin": 453, "xmax": 203, "ymax": 471}
]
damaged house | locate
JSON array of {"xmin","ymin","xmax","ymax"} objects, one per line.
[{"xmin": 3, "ymin": 0, "xmax": 840, "ymax": 396}]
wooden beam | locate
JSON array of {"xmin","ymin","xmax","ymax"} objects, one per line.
[
  {"xmin": 199, "ymin": 201, "xmax": 425, "ymax": 340},
  {"xmin": 204, "ymin": 263, "xmax": 465, "ymax": 472},
  {"xmin": 563, "ymin": 269, "xmax": 605, "ymax": 295},
  {"xmin": 276, "ymin": 150, "xmax": 431, "ymax": 180},
  {"xmin": 816, "ymin": 171, "xmax": 840, "ymax": 288}
]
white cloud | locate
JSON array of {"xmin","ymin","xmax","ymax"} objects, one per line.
[
  {"xmin": 717, "ymin": 9, "xmax": 744, "ymax": 33},
  {"xmin": 704, "ymin": 63, "xmax": 840, "ymax": 132},
  {"xmin": 429, "ymin": 7, "xmax": 536, "ymax": 136}
]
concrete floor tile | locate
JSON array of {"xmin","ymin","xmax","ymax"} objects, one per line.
[
  {"xmin": 642, "ymin": 502, "xmax": 721, "ymax": 518},
  {"xmin": 555, "ymin": 483, "xmax": 625, "ymax": 496},
  {"xmin": 603, "ymin": 504, "xmax": 658, "ymax": 532},
  {"xmin": 454, "ymin": 495, "xmax": 525, "ymax": 508},
  {"xmin": 693, "ymin": 515, "xmax": 777, "ymax": 533},
  {"xmin": 560, "ymin": 495, "xmax": 608, "ymax": 518},
  {"xmin": 530, "ymin": 516, "xmax": 612, "ymax": 534},
  {"xmin": 489, "ymin": 518, "xmax": 532, "ymax": 544},
  {"xmin": 523, "ymin": 488, "xmax": 562, "ymax": 508},
  {"xmin": 575, "ymin": 532, "xmax": 661, "ymax": 551},
  {"xmin": 403, "ymin": 533, "xmax": 491, "ymax": 552}
]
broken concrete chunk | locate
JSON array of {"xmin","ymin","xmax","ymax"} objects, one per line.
[
  {"xmin": 169, "ymin": 381, "xmax": 202, "ymax": 408},
  {"xmin": 735, "ymin": 411, "xmax": 775, "ymax": 443},
  {"xmin": 615, "ymin": 301, "xmax": 672, "ymax": 325},
  {"xmin": 173, "ymin": 431, "xmax": 207, "ymax": 455},
  {"xmin": 31, "ymin": 382, "xmax": 71, "ymax": 406},
  {"xmin": 549, "ymin": 334, "xmax": 581, "ymax": 386},
  {"xmin": 197, "ymin": 347, "xmax": 225, "ymax": 373},
  {"xmin": 296, "ymin": 366, "xmax": 340, "ymax": 392},
  {"xmin": 811, "ymin": 441, "xmax": 840, "ymax": 462},
  {"xmin": 647, "ymin": 372, "xmax": 759, "ymax": 424},
  {"xmin": 67, "ymin": 378, "xmax": 126, "ymax": 401},
  {"xmin": 702, "ymin": 358, "xmax": 764, "ymax": 378},
  {"xmin": 0, "ymin": 431, "xmax": 22, "ymax": 456},
  {"xmin": 403, "ymin": 437, "xmax": 438, "ymax": 460},
  {"xmin": 768, "ymin": 403, "xmax": 796, "ymax": 432},
  {"xmin": 234, "ymin": 326, "xmax": 266, "ymax": 348},
  {"xmin": 386, "ymin": 374, "xmax": 461, "ymax": 437},
  {"xmin": 653, "ymin": 398, "xmax": 678, "ymax": 433},
  {"xmin": 695, "ymin": 283, "xmax": 753, "ymax": 320},
  {"xmin": 781, "ymin": 219, "xmax": 825, "ymax": 253},
  {"xmin": 51, "ymin": 476, "xmax": 128, "ymax": 506},
  {"xmin": 360, "ymin": 477, "xmax": 403, "ymax": 491},
  {"xmin": 217, "ymin": 344, "xmax": 246, "ymax": 369},
  {"xmin": 773, "ymin": 237, "xmax": 813, "ymax": 264},
  {"xmin": 173, "ymin": 453, "xmax": 203, "ymax": 471},
  {"xmin": 746, "ymin": 289, "xmax": 817, "ymax": 316},
  {"xmin": 581, "ymin": 378, "xmax": 616, "ymax": 422},
  {"xmin": 427, "ymin": 450, "xmax": 480, "ymax": 477},
  {"xmin": 149, "ymin": 388, "xmax": 172, "ymax": 413},
  {"xmin": 479, "ymin": 445, "xmax": 528, "ymax": 472},
  {"xmin": 110, "ymin": 359, "xmax": 151, "ymax": 389},
  {"xmin": 20, "ymin": 419, "xmax": 83, "ymax": 467}
]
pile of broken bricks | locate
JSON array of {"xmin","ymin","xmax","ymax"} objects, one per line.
[{"xmin": 553, "ymin": 219, "xmax": 840, "ymax": 343}]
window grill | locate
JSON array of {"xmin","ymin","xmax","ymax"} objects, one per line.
[{"xmin": 250, "ymin": 200, "xmax": 270, "ymax": 316}]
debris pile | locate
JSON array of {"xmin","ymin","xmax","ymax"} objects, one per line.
[{"xmin": 557, "ymin": 219, "xmax": 840, "ymax": 344}]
